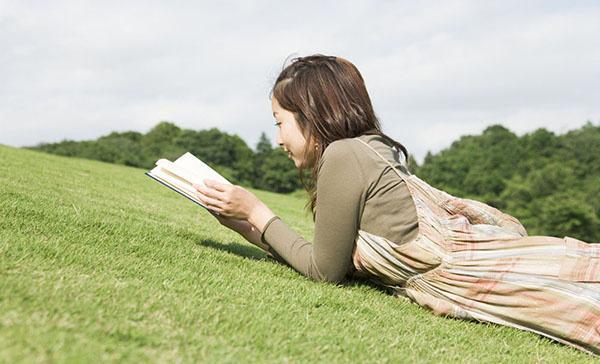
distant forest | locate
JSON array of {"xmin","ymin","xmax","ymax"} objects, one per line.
[
  {"xmin": 31, "ymin": 121, "xmax": 600, "ymax": 243},
  {"xmin": 32, "ymin": 122, "xmax": 303, "ymax": 194}
]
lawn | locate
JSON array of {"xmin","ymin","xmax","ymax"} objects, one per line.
[{"xmin": 0, "ymin": 145, "xmax": 594, "ymax": 363}]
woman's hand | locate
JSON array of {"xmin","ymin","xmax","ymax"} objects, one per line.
[
  {"xmin": 208, "ymin": 213, "xmax": 271, "ymax": 251},
  {"xmin": 194, "ymin": 179, "xmax": 276, "ymax": 232},
  {"xmin": 194, "ymin": 179, "xmax": 260, "ymax": 220}
]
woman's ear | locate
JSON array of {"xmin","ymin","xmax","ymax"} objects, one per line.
[{"xmin": 308, "ymin": 136, "xmax": 319, "ymax": 151}]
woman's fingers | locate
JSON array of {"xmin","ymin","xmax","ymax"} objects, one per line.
[
  {"xmin": 197, "ymin": 194, "xmax": 225, "ymax": 211},
  {"xmin": 194, "ymin": 183, "xmax": 226, "ymax": 200},
  {"xmin": 204, "ymin": 179, "xmax": 228, "ymax": 192},
  {"xmin": 193, "ymin": 181, "xmax": 254, "ymax": 220},
  {"xmin": 193, "ymin": 184, "xmax": 225, "ymax": 208}
]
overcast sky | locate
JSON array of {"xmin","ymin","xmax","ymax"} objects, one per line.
[{"xmin": 1, "ymin": 0, "xmax": 599, "ymax": 161}]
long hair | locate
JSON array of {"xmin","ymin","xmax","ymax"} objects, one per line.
[{"xmin": 271, "ymin": 54, "xmax": 408, "ymax": 217}]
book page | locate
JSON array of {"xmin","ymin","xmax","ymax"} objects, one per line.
[
  {"xmin": 147, "ymin": 152, "xmax": 231, "ymax": 211},
  {"xmin": 155, "ymin": 159, "xmax": 201, "ymax": 186},
  {"xmin": 147, "ymin": 167, "xmax": 206, "ymax": 207},
  {"xmin": 173, "ymin": 152, "xmax": 231, "ymax": 187}
]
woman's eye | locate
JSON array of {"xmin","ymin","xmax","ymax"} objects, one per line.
[{"xmin": 274, "ymin": 121, "xmax": 282, "ymax": 127}]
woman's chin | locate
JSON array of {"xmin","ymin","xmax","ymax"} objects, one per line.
[
  {"xmin": 291, "ymin": 157, "xmax": 302, "ymax": 169},
  {"xmin": 289, "ymin": 154, "xmax": 309, "ymax": 169}
]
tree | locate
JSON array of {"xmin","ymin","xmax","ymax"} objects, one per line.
[
  {"xmin": 97, "ymin": 131, "xmax": 144, "ymax": 166},
  {"xmin": 536, "ymin": 192, "xmax": 599, "ymax": 242},
  {"xmin": 174, "ymin": 128, "xmax": 255, "ymax": 186},
  {"xmin": 253, "ymin": 132, "xmax": 275, "ymax": 190},
  {"xmin": 140, "ymin": 121, "xmax": 184, "ymax": 167},
  {"xmin": 255, "ymin": 132, "xmax": 273, "ymax": 155},
  {"xmin": 251, "ymin": 132, "xmax": 303, "ymax": 192},
  {"xmin": 406, "ymin": 154, "xmax": 419, "ymax": 174},
  {"xmin": 259, "ymin": 149, "xmax": 303, "ymax": 193}
]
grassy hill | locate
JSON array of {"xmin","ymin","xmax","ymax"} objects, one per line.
[{"xmin": 0, "ymin": 145, "xmax": 594, "ymax": 362}]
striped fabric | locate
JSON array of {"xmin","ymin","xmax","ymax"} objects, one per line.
[{"xmin": 351, "ymin": 139, "xmax": 600, "ymax": 354}]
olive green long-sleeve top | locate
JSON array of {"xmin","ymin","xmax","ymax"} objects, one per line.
[{"xmin": 261, "ymin": 134, "xmax": 419, "ymax": 283}]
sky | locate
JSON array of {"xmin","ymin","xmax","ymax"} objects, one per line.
[{"xmin": 1, "ymin": 0, "xmax": 599, "ymax": 162}]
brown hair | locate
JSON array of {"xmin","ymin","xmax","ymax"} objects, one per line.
[{"xmin": 271, "ymin": 54, "xmax": 408, "ymax": 217}]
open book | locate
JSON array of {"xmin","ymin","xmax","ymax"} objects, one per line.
[{"xmin": 145, "ymin": 152, "xmax": 231, "ymax": 211}]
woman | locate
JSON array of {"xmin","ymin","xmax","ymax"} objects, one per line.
[{"xmin": 194, "ymin": 55, "xmax": 600, "ymax": 354}]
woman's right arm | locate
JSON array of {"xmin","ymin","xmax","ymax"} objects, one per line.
[
  {"xmin": 212, "ymin": 213, "xmax": 271, "ymax": 251},
  {"xmin": 213, "ymin": 214, "xmax": 289, "ymax": 264}
]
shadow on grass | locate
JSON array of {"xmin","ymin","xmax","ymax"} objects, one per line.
[
  {"xmin": 197, "ymin": 238, "xmax": 267, "ymax": 260},
  {"xmin": 197, "ymin": 238, "xmax": 393, "ymax": 295},
  {"xmin": 343, "ymin": 277, "xmax": 396, "ymax": 295}
]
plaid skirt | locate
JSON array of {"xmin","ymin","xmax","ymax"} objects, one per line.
[{"xmin": 351, "ymin": 139, "xmax": 600, "ymax": 354}]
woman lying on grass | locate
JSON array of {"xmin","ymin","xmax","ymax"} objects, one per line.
[{"xmin": 194, "ymin": 54, "xmax": 600, "ymax": 355}]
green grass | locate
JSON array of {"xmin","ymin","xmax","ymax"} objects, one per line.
[{"xmin": 0, "ymin": 145, "xmax": 594, "ymax": 363}]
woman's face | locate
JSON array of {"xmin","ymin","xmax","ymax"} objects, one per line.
[{"xmin": 272, "ymin": 97, "xmax": 314, "ymax": 168}]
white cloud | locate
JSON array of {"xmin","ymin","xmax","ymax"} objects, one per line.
[{"xmin": 1, "ymin": 0, "xmax": 599, "ymax": 161}]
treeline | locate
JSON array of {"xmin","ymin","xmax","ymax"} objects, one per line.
[
  {"xmin": 31, "ymin": 121, "xmax": 599, "ymax": 243},
  {"xmin": 31, "ymin": 121, "xmax": 303, "ymax": 193},
  {"xmin": 413, "ymin": 122, "xmax": 600, "ymax": 243}
]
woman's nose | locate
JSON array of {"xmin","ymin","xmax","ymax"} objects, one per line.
[{"xmin": 275, "ymin": 130, "xmax": 283, "ymax": 146}]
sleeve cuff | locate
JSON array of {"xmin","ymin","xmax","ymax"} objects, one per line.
[{"xmin": 260, "ymin": 215, "xmax": 281, "ymax": 246}]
